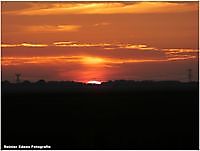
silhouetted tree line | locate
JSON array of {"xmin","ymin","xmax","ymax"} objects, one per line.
[{"xmin": 2, "ymin": 79, "xmax": 198, "ymax": 93}]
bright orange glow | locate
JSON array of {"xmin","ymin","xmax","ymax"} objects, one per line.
[
  {"xmin": 81, "ymin": 57, "xmax": 105, "ymax": 65},
  {"xmin": 87, "ymin": 80, "xmax": 102, "ymax": 84}
]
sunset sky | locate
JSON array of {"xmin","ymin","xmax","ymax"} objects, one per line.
[{"xmin": 1, "ymin": 1, "xmax": 199, "ymax": 82}]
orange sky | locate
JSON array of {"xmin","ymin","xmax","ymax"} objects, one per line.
[{"xmin": 1, "ymin": 2, "xmax": 199, "ymax": 82}]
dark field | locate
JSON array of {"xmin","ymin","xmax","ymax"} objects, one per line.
[{"xmin": 2, "ymin": 81, "xmax": 199, "ymax": 150}]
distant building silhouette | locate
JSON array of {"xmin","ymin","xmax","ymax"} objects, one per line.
[{"xmin": 15, "ymin": 73, "xmax": 21, "ymax": 83}]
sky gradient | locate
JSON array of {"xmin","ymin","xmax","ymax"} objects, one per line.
[{"xmin": 1, "ymin": 2, "xmax": 199, "ymax": 82}]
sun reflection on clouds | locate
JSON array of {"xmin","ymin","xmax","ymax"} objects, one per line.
[{"xmin": 81, "ymin": 57, "xmax": 105, "ymax": 65}]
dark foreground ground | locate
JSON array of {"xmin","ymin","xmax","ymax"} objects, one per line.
[{"xmin": 2, "ymin": 81, "xmax": 199, "ymax": 150}]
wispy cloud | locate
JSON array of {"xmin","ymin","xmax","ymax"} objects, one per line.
[
  {"xmin": 1, "ymin": 44, "xmax": 19, "ymax": 48},
  {"xmin": 53, "ymin": 41, "xmax": 112, "ymax": 47},
  {"xmin": 93, "ymin": 22, "xmax": 110, "ymax": 26},
  {"xmin": 1, "ymin": 43, "xmax": 48, "ymax": 48},
  {"xmin": 163, "ymin": 48, "xmax": 199, "ymax": 54},
  {"xmin": 1, "ymin": 56, "xmax": 159, "ymax": 66},
  {"xmin": 3, "ymin": 2, "xmax": 198, "ymax": 16},
  {"xmin": 118, "ymin": 44, "xmax": 158, "ymax": 51},
  {"xmin": 2, "ymin": 56, "xmax": 81, "ymax": 66},
  {"xmin": 2, "ymin": 52, "xmax": 198, "ymax": 67},
  {"xmin": 163, "ymin": 48, "xmax": 198, "ymax": 61},
  {"xmin": 52, "ymin": 41, "xmax": 161, "ymax": 52},
  {"xmin": 25, "ymin": 25, "xmax": 81, "ymax": 32},
  {"xmin": 2, "ymin": 42, "xmax": 198, "ymax": 62}
]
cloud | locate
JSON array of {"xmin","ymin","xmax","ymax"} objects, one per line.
[
  {"xmin": 53, "ymin": 41, "xmax": 112, "ymax": 47},
  {"xmin": 1, "ymin": 56, "xmax": 155, "ymax": 66},
  {"xmin": 1, "ymin": 44, "xmax": 19, "ymax": 48},
  {"xmin": 53, "ymin": 41, "xmax": 77, "ymax": 45},
  {"xmin": 2, "ymin": 42, "xmax": 198, "ymax": 62},
  {"xmin": 52, "ymin": 41, "xmax": 157, "ymax": 50},
  {"xmin": 94, "ymin": 22, "xmax": 110, "ymax": 26},
  {"xmin": 1, "ymin": 56, "xmax": 81, "ymax": 66},
  {"xmin": 1, "ymin": 43, "xmax": 48, "ymax": 48},
  {"xmin": 52, "ymin": 41, "xmax": 158, "ymax": 51},
  {"xmin": 118, "ymin": 44, "xmax": 158, "ymax": 51},
  {"xmin": 25, "ymin": 25, "xmax": 81, "ymax": 32},
  {"xmin": 162, "ymin": 48, "xmax": 198, "ymax": 61},
  {"xmin": 163, "ymin": 48, "xmax": 199, "ymax": 54},
  {"xmin": 3, "ymin": 2, "xmax": 198, "ymax": 16},
  {"xmin": 20, "ymin": 43, "xmax": 48, "ymax": 47},
  {"xmin": 1, "ymin": 51, "xmax": 198, "ymax": 67},
  {"xmin": 4, "ymin": 42, "xmax": 158, "ymax": 51}
]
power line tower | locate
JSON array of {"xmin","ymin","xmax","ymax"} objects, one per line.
[
  {"xmin": 16, "ymin": 73, "xmax": 21, "ymax": 83},
  {"xmin": 188, "ymin": 69, "xmax": 192, "ymax": 82}
]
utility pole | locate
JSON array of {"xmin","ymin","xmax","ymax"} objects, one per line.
[{"xmin": 16, "ymin": 73, "xmax": 21, "ymax": 83}]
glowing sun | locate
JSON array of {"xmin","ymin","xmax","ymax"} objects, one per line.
[{"xmin": 87, "ymin": 80, "xmax": 102, "ymax": 85}]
